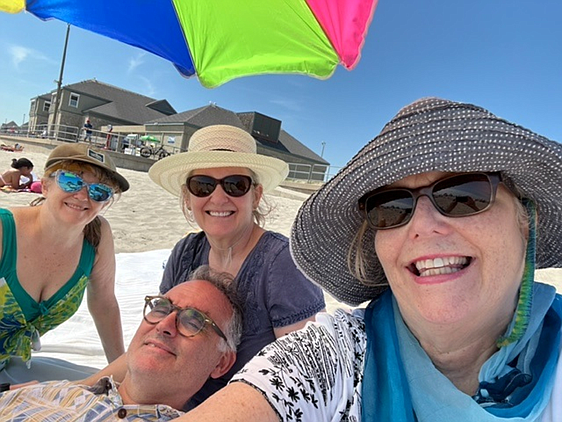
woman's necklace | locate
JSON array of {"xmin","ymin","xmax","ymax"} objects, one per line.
[{"xmin": 208, "ymin": 225, "xmax": 259, "ymax": 274}]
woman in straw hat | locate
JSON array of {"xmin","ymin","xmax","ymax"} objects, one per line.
[
  {"xmin": 0, "ymin": 143, "xmax": 129, "ymax": 384},
  {"xmin": 180, "ymin": 98, "xmax": 562, "ymax": 421},
  {"xmin": 87, "ymin": 124, "xmax": 325, "ymax": 409}
]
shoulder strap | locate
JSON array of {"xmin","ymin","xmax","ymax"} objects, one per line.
[{"xmin": 0, "ymin": 208, "xmax": 17, "ymax": 272}]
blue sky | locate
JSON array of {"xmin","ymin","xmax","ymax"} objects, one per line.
[{"xmin": 1, "ymin": 1, "xmax": 562, "ymax": 171}]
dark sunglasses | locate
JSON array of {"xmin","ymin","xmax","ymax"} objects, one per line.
[
  {"xmin": 53, "ymin": 170, "xmax": 114, "ymax": 203},
  {"xmin": 186, "ymin": 175, "xmax": 254, "ymax": 198},
  {"xmin": 143, "ymin": 295, "xmax": 227, "ymax": 341},
  {"xmin": 358, "ymin": 172, "xmax": 502, "ymax": 230}
]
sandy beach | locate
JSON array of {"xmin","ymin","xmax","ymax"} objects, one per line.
[{"xmin": 2, "ymin": 145, "xmax": 562, "ymax": 368}]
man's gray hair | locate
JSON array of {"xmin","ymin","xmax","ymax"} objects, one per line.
[{"xmin": 188, "ymin": 265, "xmax": 243, "ymax": 352}]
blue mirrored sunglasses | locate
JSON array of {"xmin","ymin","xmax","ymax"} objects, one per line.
[{"xmin": 53, "ymin": 170, "xmax": 114, "ymax": 202}]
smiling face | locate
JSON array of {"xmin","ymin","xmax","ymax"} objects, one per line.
[
  {"xmin": 185, "ymin": 167, "xmax": 262, "ymax": 243},
  {"xmin": 123, "ymin": 280, "xmax": 235, "ymax": 409},
  {"xmin": 374, "ymin": 171, "xmax": 527, "ymax": 340}
]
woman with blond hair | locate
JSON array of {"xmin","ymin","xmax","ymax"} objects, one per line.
[{"xmin": 1, "ymin": 144, "xmax": 128, "ymax": 384}]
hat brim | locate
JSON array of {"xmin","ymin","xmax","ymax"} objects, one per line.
[
  {"xmin": 290, "ymin": 98, "xmax": 562, "ymax": 306},
  {"xmin": 148, "ymin": 151, "xmax": 289, "ymax": 196},
  {"xmin": 45, "ymin": 152, "xmax": 130, "ymax": 192}
]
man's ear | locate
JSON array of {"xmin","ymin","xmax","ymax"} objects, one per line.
[{"xmin": 210, "ymin": 351, "xmax": 236, "ymax": 379}]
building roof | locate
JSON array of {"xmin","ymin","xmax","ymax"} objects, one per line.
[
  {"xmin": 1, "ymin": 121, "xmax": 19, "ymax": 129},
  {"xmin": 150, "ymin": 103, "xmax": 246, "ymax": 128},
  {"xmin": 62, "ymin": 79, "xmax": 177, "ymax": 124},
  {"xmin": 34, "ymin": 93, "xmax": 51, "ymax": 101},
  {"xmin": 277, "ymin": 130, "xmax": 327, "ymax": 164},
  {"xmin": 150, "ymin": 103, "xmax": 328, "ymax": 164}
]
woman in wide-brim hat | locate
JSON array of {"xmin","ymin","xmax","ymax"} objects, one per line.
[
  {"xmin": 0, "ymin": 143, "xmax": 129, "ymax": 385},
  {"xmin": 87, "ymin": 124, "xmax": 325, "ymax": 409},
  {"xmin": 180, "ymin": 98, "xmax": 562, "ymax": 422}
]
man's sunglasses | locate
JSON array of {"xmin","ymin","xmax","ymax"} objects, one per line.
[
  {"xmin": 186, "ymin": 175, "xmax": 254, "ymax": 198},
  {"xmin": 358, "ymin": 172, "xmax": 502, "ymax": 230},
  {"xmin": 143, "ymin": 295, "xmax": 227, "ymax": 342},
  {"xmin": 53, "ymin": 170, "xmax": 114, "ymax": 203}
]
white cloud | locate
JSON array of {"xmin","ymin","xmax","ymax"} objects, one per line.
[
  {"xmin": 8, "ymin": 44, "xmax": 53, "ymax": 69},
  {"xmin": 270, "ymin": 98, "xmax": 303, "ymax": 112},
  {"xmin": 128, "ymin": 52, "xmax": 146, "ymax": 73},
  {"xmin": 9, "ymin": 45, "xmax": 32, "ymax": 67},
  {"xmin": 138, "ymin": 75, "xmax": 156, "ymax": 97}
]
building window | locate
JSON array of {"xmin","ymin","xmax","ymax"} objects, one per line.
[
  {"xmin": 69, "ymin": 93, "xmax": 80, "ymax": 108},
  {"xmin": 30, "ymin": 100, "xmax": 36, "ymax": 113},
  {"xmin": 43, "ymin": 101, "xmax": 51, "ymax": 112}
]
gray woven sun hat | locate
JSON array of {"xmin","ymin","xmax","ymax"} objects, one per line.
[{"xmin": 290, "ymin": 97, "xmax": 562, "ymax": 306}]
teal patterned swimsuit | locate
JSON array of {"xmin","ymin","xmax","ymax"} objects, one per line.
[{"xmin": 0, "ymin": 208, "xmax": 95, "ymax": 365}]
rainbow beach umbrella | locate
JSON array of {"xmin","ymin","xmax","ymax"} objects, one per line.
[{"xmin": 1, "ymin": 0, "xmax": 378, "ymax": 88}]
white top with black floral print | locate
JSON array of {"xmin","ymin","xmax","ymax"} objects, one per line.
[
  {"xmin": 232, "ymin": 309, "xmax": 366, "ymax": 422},
  {"xmin": 231, "ymin": 308, "xmax": 562, "ymax": 422}
]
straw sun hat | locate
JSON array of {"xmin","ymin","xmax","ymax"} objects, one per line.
[
  {"xmin": 148, "ymin": 125, "xmax": 289, "ymax": 196},
  {"xmin": 45, "ymin": 143, "xmax": 129, "ymax": 192},
  {"xmin": 291, "ymin": 97, "xmax": 562, "ymax": 306}
]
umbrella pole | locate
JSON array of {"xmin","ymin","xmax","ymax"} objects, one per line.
[{"xmin": 51, "ymin": 24, "xmax": 71, "ymax": 139}]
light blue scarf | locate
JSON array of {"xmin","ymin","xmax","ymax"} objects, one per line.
[{"xmin": 361, "ymin": 284, "xmax": 561, "ymax": 421}]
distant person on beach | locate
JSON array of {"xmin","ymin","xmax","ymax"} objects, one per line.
[
  {"xmin": 177, "ymin": 98, "xmax": 562, "ymax": 422},
  {"xmin": 85, "ymin": 124, "xmax": 325, "ymax": 410},
  {"xmin": 0, "ymin": 143, "xmax": 130, "ymax": 384},
  {"xmin": 0, "ymin": 157, "xmax": 34, "ymax": 191},
  {"xmin": 0, "ymin": 267, "xmax": 243, "ymax": 421},
  {"xmin": 83, "ymin": 119, "xmax": 93, "ymax": 142},
  {"xmin": 0, "ymin": 143, "xmax": 24, "ymax": 152},
  {"xmin": 105, "ymin": 124, "xmax": 114, "ymax": 150}
]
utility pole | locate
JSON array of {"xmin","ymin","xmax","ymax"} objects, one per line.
[
  {"xmin": 51, "ymin": 24, "xmax": 71, "ymax": 138},
  {"xmin": 320, "ymin": 141, "xmax": 326, "ymax": 157}
]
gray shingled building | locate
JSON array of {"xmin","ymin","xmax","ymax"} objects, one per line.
[
  {"xmin": 27, "ymin": 79, "xmax": 329, "ymax": 181},
  {"xmin": 27, "ymin": 79, "xmax": 176, "ymax": 141}
]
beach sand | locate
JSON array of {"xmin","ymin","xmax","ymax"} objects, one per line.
[{"xmin": 2, "ymin": 146, "xmax": 562, "ymax": 368}]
